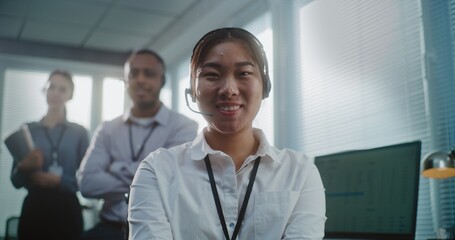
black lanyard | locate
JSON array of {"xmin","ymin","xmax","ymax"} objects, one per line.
[
  {"xmin": 43, "ymin": 125, "xmax": 66, "ymax": 163},
  {"xmin": 128, "ymin": 122, "xmax": 157, "ymax": 162},
  {"xmin": 204, "ymin": 155, "xmax": 261, "ymax": 240}
]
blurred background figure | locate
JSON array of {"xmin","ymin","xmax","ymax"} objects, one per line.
[
  {"xmin": 78, "ymin": 49, "xmax": 198, "ymax": 240},
  {"xmin": 4, "ymin": 70, "xmax": 89, "ymax": 240}
]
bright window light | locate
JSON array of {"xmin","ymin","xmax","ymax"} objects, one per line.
[
  {"xmin": 102, "ymin": 78, "xmax": 125, "ymax": 121},
  {"xmin": 67, "ymin": 75, "xmax": 93, "ymax": 129},
  {"xmin": 245, "ymin": 12, "xmax": 275, "ymax": 146}
]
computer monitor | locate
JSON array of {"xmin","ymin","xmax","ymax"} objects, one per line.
[{"xmin": 314, "ymin": 141, "xmax": 421, "ymax": 240}]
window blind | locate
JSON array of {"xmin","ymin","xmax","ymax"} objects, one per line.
[
  {"xmin": 296, "ymin": 0, "xmax": 435, "ymax": 239},
  {"xmin": 244, "ymin": 12, "xmax": 275, "ymax": 146}
]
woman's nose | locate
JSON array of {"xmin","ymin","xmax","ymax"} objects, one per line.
[{"xmin": 218, "ymin": 75, "xmax": 239, "ymax": 98}]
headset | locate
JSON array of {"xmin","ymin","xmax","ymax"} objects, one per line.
[{"xmin": 186, "ymin": 27, "xmax": 272, "ymax": 104}]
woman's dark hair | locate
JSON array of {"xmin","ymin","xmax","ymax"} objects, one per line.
[{"xmin": 190, "ymin": 27, "xmax": 271, "ymax": 99}]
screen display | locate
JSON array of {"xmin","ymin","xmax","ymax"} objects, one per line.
[{"xmin": 315, "ymin": 141, "xmax": 421, "ymax": 240}]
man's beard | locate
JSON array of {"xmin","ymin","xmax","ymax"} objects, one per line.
[{"xmin": 136, "ymin": 99, "xmax": 158, "ymax": 110}]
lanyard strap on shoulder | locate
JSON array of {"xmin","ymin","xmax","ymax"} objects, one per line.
[{"xmin": 44, "ymin": 125, "xmax": 66, "ymax": 163}]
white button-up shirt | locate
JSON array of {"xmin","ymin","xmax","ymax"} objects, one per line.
[{"xmin": 129, "ymin": 128, "xmax": 326, "ymax": 239}]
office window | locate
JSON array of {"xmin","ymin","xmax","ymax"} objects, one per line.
[
  {"xmin": 0, "ymin": 68, "xmax": 93, "ymax": 235},
  {"xmin": 296, "ymin": 0, "xmax": 434, "ymax": 239},
  {"xmin": 244, "ymin": 12, "xmax": 275, "ymax": 146},
  {"xmin": 1, "ymin": 69, "xmax": 93, "ymax": 129},
  {"xmin": 102, "ymin": 78, "xmax": 125, "ymax": 121},
  {"xmin": 160, "ymin": 84, "xmax": 172, "ymax": 111},
  {"xmin": 68, "ymin": 75, "xmax": 93, "ymax": 129}
]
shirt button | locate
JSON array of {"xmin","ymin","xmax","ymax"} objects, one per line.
[{"xmin": 229, "ymin": 222, "xmax": 235, "ymax": 228}]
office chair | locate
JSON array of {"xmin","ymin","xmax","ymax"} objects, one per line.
[{"xmin": 5, "ymin": 216, "xmax": 19, "ymax": 240}]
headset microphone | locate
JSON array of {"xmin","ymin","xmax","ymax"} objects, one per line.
[{"xmin": 184, "ymin": 88, "xmax": 213, "ymax": 117}]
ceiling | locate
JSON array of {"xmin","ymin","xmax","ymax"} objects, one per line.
[{"xmin": 0, "ymin": 0, "xmax": 262, "ymax": 66}]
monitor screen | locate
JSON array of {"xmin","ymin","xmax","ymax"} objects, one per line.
[{"xmin": 314, "ymin": 141, "xmax": 421, "ymax": 240}]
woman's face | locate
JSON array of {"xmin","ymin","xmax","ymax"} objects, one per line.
[
  {"xmin": 45, "ymin": 73, "xmax": 73, "ymax": 110},
  {"xmin": 195, "ymin": 40, "xmax": 263, "ymax": 135}
]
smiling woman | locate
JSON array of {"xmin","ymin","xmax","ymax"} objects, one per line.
[
  {"xmin": 194, "ymin": 40, "xmax": 264, "ymax": 142},
  {"xmin": 128, "ymin": 27, "xmax": 327, "ymax": 240}
]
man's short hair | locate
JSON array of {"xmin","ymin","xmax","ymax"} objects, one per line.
[{"xmin": 126, "ymin": 49, "xmax": 166, "ymax": 86}]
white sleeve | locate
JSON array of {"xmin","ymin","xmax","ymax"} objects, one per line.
[
  {"xmin": 282, "ymin": 163, "xmax": 327, "ymax": 239},
  {"xmin": 128, "ymin": 159, "xmax": 173, "ymax": 239}
]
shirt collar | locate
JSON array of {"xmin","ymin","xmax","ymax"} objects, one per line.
[
  {"xmin": 122, "ymin": 103, "xmax": 169, "ymax": 127},
  {"xmin": 38, "ymin": 118, "xmax": 68, "ymax": 128},
  {"xmin": 190, "ymin": 128, "xmax": 280, "ymax": 163}
]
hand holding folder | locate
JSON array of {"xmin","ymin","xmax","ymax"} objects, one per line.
[
  {"xmin": 21, "ymin": 124, "xmax": 35, "ymax": 151},
  {"xmin": 19, "ymin": 150, "xmax": 44, "ymax": 172},
  {"xmin": 4, "ymin": 124, "xmax": 43, "ymax": 173}
]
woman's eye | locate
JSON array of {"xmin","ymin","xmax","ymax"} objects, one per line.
[
  {"xmin": 202, "ymin": 72, "xmax": 219, "ymax": 79},
  {"xmin": 238, "ymin": 71, "xmax": 253, "ymax": 78}
]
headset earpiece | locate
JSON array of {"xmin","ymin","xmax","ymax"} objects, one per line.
[
  {"xmin": 185, "ymin": 88, "xmax": 196, "ymax": 102},
  {"xmin": 262, "ymin": 73, "xmax": 271, "ymax": 99},
  {"xmin": 261, "ymin": 49, "xmax": 271, "ymax": 99}
]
